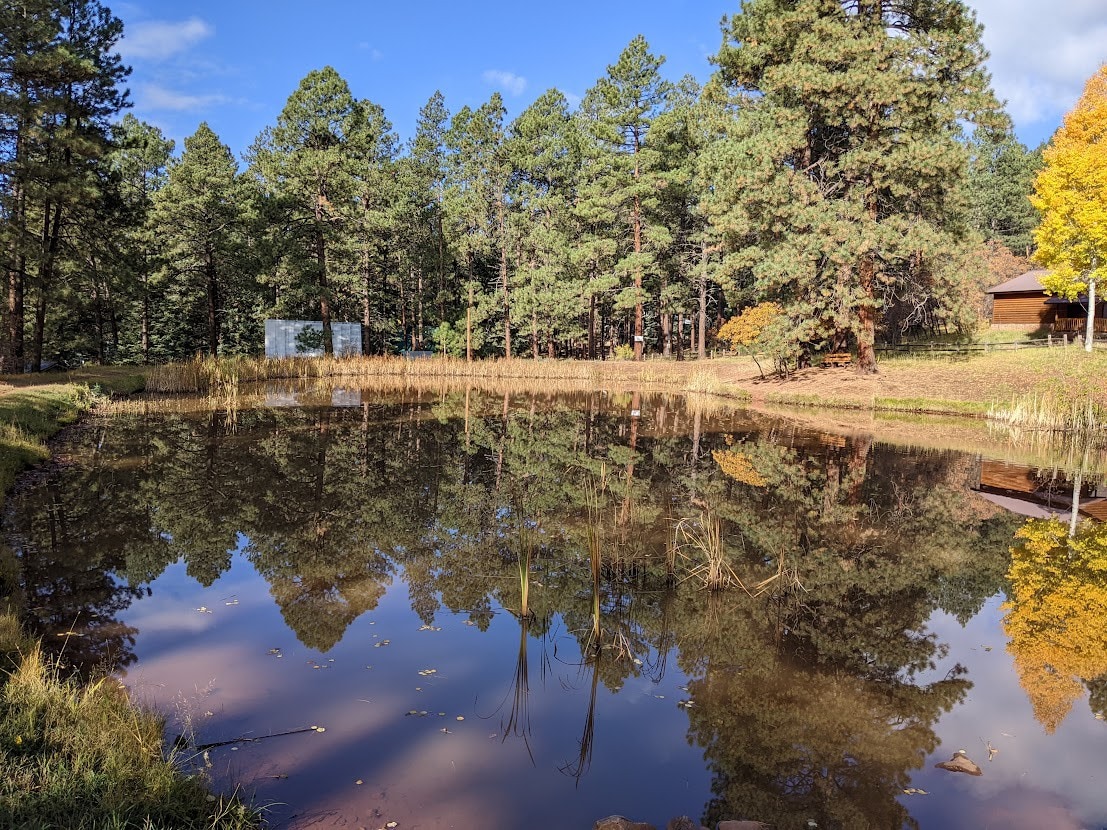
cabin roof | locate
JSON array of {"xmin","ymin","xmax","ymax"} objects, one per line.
[{"xmin": 985, "ymin": 269, "xmax": 1050, "ymax": 295}]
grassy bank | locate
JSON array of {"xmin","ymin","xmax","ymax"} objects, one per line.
[
  {"xmin": 0, "ymin": 370, "xmax": 260, "ymax": 830},
  {"xmin": 0, "ymin": 643, "xmax": 259, "ymax": 829}
]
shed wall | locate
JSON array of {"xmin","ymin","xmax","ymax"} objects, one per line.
[
  {"xmin": 990, "ymin": 293, "xmax": 1055, "ymax": 326},
  {"xmin": 264, "ymin": 320, "xmax": 363, "ymax": 358}
]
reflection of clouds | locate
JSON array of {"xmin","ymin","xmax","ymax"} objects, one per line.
[{"xmin": 918, "ymin": 601, "xmax": 1107, "ymax": 826}]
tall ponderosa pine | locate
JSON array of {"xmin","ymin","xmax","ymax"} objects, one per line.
[
  {"xmin": 109, "ymin": 114, "xmax": 173, "ymax": 361},
  {"xmin": 710, "ymin": 0, "xmax": 1000, "ymax": 372},
  {"xmin": 407, "ymin": 91, "xmax": 452, "ymax": 334},
  {"xmin": 509, "ymin": 88, "xmax": 580, "ymax": 357},
  {"xmin": 149, "ymin": 123, "xmax": 245, "ymax": 357},
  {"xmin": 444, "ymin": 94, "xmax": 509, "ymax": 359},
  {"xmin": 584, "ymin": 35, "xmax": 671, "ymax": 360},
  {"xmin": 1031, "ymin": 65, "xmax": 1107, "ymax": 353},
  {"xmin": 249, "ymin": 67, "xmax": 361, "ymax": 354},
  {"xmin": 0, "ymin": 0, "xmax": 129, "ymax": 370},
  {"xmin": 967, "ymin": 129, "xmax": 1041, "ymax": 258}
]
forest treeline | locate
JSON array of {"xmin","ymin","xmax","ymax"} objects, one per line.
[{"xmin": 1, "ymin": 0, "xmax": 1043, "ymax": 374}]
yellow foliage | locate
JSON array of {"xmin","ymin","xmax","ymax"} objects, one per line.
[
  {"xmin": 717, "ymin": 302, "xmax": 784, "ymax": 349},
  {"xmin": 712, "ymin": 448, "xmax": 767, "ymax": 487},
  {"xmin": 1031, "ymin": 65, "xmax": 1107, "ymax": 295},
  {"xmin": 1003, "ymin": 517, "xmax": 1107, "ymax": 732}
]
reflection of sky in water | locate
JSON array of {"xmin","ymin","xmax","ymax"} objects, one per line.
[
  {"xmin": 121, "ymin": 552, "xmax": 712, "ymax": 829},
  {"xmin": 911, "ymin": 597, "xmax": 1107, "ymax": 829}
]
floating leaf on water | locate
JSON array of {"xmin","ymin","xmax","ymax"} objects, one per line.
[
  {"xmin": 440, "ymin": 728, "xmax": 450, "ymax": 733},
  {"xmin": 655, "ymin": 695, "xmax": 665, "ymax": 700},
  {"xmin": 902, "ymin": 787, "xmax": 928, "ymax": 795},
  {"xmin": 355, "ymin": 779, "xmax": 363, "ymax": 785},
  {"xmin": 438, "ymin": 712, "xmax": 446, "ymax": 716},
  {"xmin": 269, "ymin": 773, "xmax": 287, "ymax": 779},
  {"xmin": 267, "ymin": 648, "xmax": 281, "ymax": 656},
  {"xmin": 195, "ymin": 607, "xmax": 211, "ymax": 614},
  {"xmin": 1097, "ymin": 714, "xmax": 1105, "ymax": 721},
  {"xmin": 315, "ymin": 727, "xmax": 326, "ymax": 733},
  {"xmin": 935, "ymin": 750, "xmax": 983, "ymax": 776},
  {"xmin": 632, "ymin": 658, "xmax": 643, "ymax": 665},
  {"xmin": 418, "ymin": 624, "xmax": 442, "ymax": 632},
  {"xmin": 407, "ymin": 710, "xmax": 418, "ymax": 716},
  {"xmin": 386, "ymin": 823, "xmax": 398, "ymax": 829},
  {"xmin": 456, "ymin": 716, "xmax": 464, "ymax": 721},
  {"xmin": 230, "ymin": 746, "xmax": 238, "ymax": 751}
]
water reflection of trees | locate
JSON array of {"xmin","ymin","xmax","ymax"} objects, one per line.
[
  {"xmin": 1004, "ymin": 517, "xmax": 1107, "ymax": 732},
  {"xmin": 3, "ymin": 390, "xmax": 1023, "ymax": 827}
]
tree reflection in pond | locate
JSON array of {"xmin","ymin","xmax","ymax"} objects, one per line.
[
  {"xmin": 2, "ymin": 389, "xmax": 1030, "ymax": 828},
  {"xmin": 1004, "ymin": 517, "xmax": 1107, "ymax": 733}
]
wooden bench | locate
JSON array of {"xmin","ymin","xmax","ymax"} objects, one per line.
[{"xmin": 823, "ymin": 352, "xmax": 852, "ymax": 367}]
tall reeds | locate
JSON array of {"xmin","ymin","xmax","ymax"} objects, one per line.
[
  {"xmin": 988, "ymin": 391, "xmax": 1107, "ymax": 438},
  {"xmin": 144, "ymin": 355, "xmax": 750, "ymax": 399},
  {"xmin": 583, "ymin": 464, "xmax": 608, "ymax": 650}
]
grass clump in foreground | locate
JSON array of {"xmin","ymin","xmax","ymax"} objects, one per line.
[{"xmin": 0, "ymin": 640, "xmax": 260, "ymax": 830}]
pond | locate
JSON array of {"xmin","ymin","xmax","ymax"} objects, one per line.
[{"xmin": 6, "ymin": 386, "xmax": 1107, "ymax": 829}]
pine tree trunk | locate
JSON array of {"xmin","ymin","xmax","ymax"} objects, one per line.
[
  {"xmin": 499, "ymin": 200, "xmax": 511, "ymax": 359},
  {"xmin": 633, "ymin": 193, "xmax": 644, "ymax": 361},
  {"xmin": 206, "ymin": 250, "xmax": 219, "ymax": 356},
  {"xmin": 315, "ymin": 197, "xmax": 332, "ymax": 355},
  {"xmin": 588, "ymin": 290, "xmax": 597, "ymax": 360},
  {"xmin": 466, "ymin": 263, "xmax": 473, "ymax": 362}
]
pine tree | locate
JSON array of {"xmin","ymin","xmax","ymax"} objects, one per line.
[
  {"xmin": 345, "ymin": 99, "xmax": 400, "ymax": 354},
  {"xmin": 149, "ymin": 123, "xmax": 247, "ymax": 358},
  {"xmin": 509, "ymin": 88, "xmax": 580, "ymax": 357},
  {"xmin": 967, "ymin": 129, "xmax": 1041, "ymax": 258},
  {"xmin": 443, "ymin": 95, "xmax": 509, "ymax": 359},
  {"xmin": 1031, "ymin": 65, "xmax": 1107, "ymax": 352},
  {"xmin": 248, "ymin": 67, "xmax": 361, "ymax": 354},
  {"xmin": 407, "ymin": 91, "xmax": 452, "ymax": 334},
  {"xmin": 709, "ymin": 0, "xmax": 1000, "ymax": 372},
  {"xmin": 109, "ymin": 114, "xmax": 173, "ymax": 361},
  {"xmin": 583, "ymin": 35, "xmax": 671, "ymax": 360},
  {"xmin": 0, "ymin": 0, "xmax": 129, "ymax": 370}
]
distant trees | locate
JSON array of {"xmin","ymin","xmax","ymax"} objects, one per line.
[
  {"xmin": 1031, "ymin": 65, "xmax": 1107, "ymax": 353},
  {"xmin": 1, "ymin": 4, "xmax": 1034, "ymax": 370}
]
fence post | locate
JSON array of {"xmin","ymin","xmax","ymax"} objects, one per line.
[
  {"xmin": 1064, "ymin": 333, "xmax": 1070, "ymax": 347},
  {"xmin": 1048, "ymin": 334, "xmax": 1053, "ymax": 348}
]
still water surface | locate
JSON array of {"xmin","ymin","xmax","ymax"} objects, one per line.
[{"xmin": 6, "ymin": 388, "xmax": 1107, "ymax": 829}]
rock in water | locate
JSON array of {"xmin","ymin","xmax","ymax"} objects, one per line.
[
  {"xmin": 935, "ymin": 750, "xmax": 983, "ymax": 776},
  {"xmin": 594, "ymin": 817, "xmax": 657, "ymax": 830}
]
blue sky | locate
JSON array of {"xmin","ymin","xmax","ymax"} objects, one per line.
[{"xmin": 113, "ymin": 1, "xmax": 1107, "ymax": 161}]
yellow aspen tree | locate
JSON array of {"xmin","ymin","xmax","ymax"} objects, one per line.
[{"xmin": 1032, "ymin": 65, "xmax": 1107, "ymax": 352}]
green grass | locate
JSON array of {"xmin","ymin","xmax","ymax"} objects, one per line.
[
  {"xmin": 0, "ymin": 385, "xmax": 96, "ymax": 512},
  {"xmin": 0, "ymin": 642, "xmax": 261, "ymax": 830},
  {"xmin": 873, "ymin": 397, "xmax": 990, "ymax": 416}
]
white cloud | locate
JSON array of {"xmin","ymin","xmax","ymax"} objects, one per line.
[
  {"xmin": 969, "ymin": 0, "xmax": 1107, "ymax": 138},
  {"xmin": 482, "ymin": 69, "xmax": 527, "ymax": 97},
  {"xmin": 119, "ymin": 17, "xmax": 213, "ymax": 61},
  {"xmin": 138, "ymin": 83, "xmax": 228, "ymax": 112}
]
